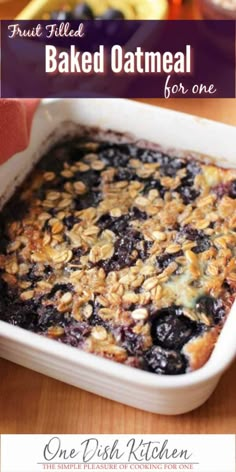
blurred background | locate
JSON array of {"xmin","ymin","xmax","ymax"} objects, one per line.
[{"xmin": 0, "ymin": 0, "xmax": 235, "ymax": 20}]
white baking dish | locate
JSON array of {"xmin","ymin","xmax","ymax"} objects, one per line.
[{"xmin": 0, "ymin": 99, "xmax": 235, "ymax": 415}]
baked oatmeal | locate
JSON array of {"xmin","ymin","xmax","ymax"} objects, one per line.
[{"xmin": 0, "ymin": 129, "xmax": 235, "ymax": 375}]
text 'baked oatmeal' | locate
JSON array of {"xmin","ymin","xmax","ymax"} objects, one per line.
[{"xmin": 0, "ymin": 130, "xmax": 235, "ymax": 375}]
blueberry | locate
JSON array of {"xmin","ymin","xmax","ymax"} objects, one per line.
[
  {"xmin": 44, "ymin": 265, "xmax": 53, "ymax": 276},
  {"xmin": 159, "ymin": 156, "xmax": 186, "ymax": 178},
  {"xmin": 60, "ymin": 323, "xmax": 90, "ymax": 347},
  {"xmin": 180, "ymin": 226, "xmax": 200, "ymax": 241},
  {"xmin": 74, "ymin": 190, "xmax": 101, "ymax": 210},
  {"xmin": 180, "ymin": 226, "xmax": 211, "ymax": 254},
  {"xmin": 73, "ymin": 3, "xmax": 94, "ymax": 19},
  {"xmin": 145, "ymin": 346, "xmax": 187, "ymax": 375},
  {"xmin": 98, "ymin": 209, "xmax": 148, "ymax": 237},
  {"xmin": 150, "ymin": 307, "xmax": 195, "ymax": 350},
  {"xmin": 178, "ymin": 186, "xmax": 199, "ymax": 204},
  {"xmin": 100, "ymin": 8, "xmax": 125, "ymax": 20},
  {"xmin": 77, "ymin": 169, "xmax": 101, "ymax": 187},
  {"xmin": 138, "ymin": 240, "xmax": 152, "ymax": 261},
  {"xmin": 0, "ymin": 277, "xmax": 15, "ymax": 306},
  {"xmin": 143, "ymin": 179, "xmax": 165, "ymax": 198},
  {"xmin": 229, "ymin": 180, "xmax": 236, "ymax": 199},
  {"xmin": 51, "ymin": 10, "xmax": 73, "ymax": 20},
  {"xmin": 116, "ymin": 326, "xmax": 143, "ymax": 356},
  {"xmin": 72, "ymin": 247, "xmax": 86, "ymax": 264},
  {"xmin": 97, "ymin": 213, "xmax": 130, "ymax": 234},
  {"xmin": 63, "ymin": 215, "xmax": 81, "ymax": 230},
  {"xmin": 87, "ymin": 302, "xmax": 110, "ymax": 330},
  {"xmin": 157, "ymin": 251, "xmax": 183, "ymax": 271},
  {"xmin": 138, "ymin": 149, "xmax": 163, "ymax": 164},
  {"xmin": 192, "ymin": 238, "xmax": 211, "ymax": 254},
  {"xmin": 96, "ymin": 229, "xmax": 142, "ymax": 273},
  {"xmin": 21, "ymin": 264, "xmax": 43, "ymax": 285},
  {"xmin": 37, "ymin": 305, "xmax": 69, "ymax": 331},
  {"xmin": 196, "ymin": 295, "xmax": 225, "ymax": 324},
  {"xmin": 186, "ymin": 161, "xmax": 201, "ymax": 178},
  {"xmin": 131, "ymin": 207, "xmax": 147, "ymax": 220},
  {"xmin": 98, "ymin": 143, "xmax": 130, "ymax": 167},
  {"xmin": 114, "ymin": 167, "xmax": 137, "ymax": 182},
  {"xmin": 0, "ymin": 296, "xmax": 38, "ymax": 331},
  {"xmin": 48, "ymin": 283, "xmax": 73, "ymax": 299},
  {"xmin": 6, "ymin": 307, "xmax": 37, "ymax": 330}
]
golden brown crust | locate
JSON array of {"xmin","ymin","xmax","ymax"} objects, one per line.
[{"xmin": 183, "ymin": 327, "xmax": 220, "ymax": 371}]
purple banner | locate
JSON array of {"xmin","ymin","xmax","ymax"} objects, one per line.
[{"xmin": 1, "ymin": 20, "xmax": 235, "ymax": 98}]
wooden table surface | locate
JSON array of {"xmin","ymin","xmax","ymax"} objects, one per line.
[{"xmin": 0, "ymin": 1, "xmax": 236, "ymax": 435}]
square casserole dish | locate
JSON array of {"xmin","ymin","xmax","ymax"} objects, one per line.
[{"xmin": 0, "ymin": 99, "xmax": 235, "ymax": 415}]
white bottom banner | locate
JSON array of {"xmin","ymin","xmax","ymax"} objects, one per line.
[{"xmin": 0, "ymin": 435, "xmax": 235, "ymax": 472}]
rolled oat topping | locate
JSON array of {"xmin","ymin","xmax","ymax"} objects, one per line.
[{"xmin": 0, "ymin": 131, "xmax": 235, "ymax": 375}]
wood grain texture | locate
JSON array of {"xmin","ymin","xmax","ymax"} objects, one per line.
[{"xmin": 0, "ymin": 1, "xmax": 236, "ymax": 436}]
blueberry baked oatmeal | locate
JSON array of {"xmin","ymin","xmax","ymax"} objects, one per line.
[{"xmin": 0, "ymin": 129, "xmax": 235, "ymax": 375}]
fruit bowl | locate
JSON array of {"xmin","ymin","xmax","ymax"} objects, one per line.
[{"xmin": 17, "ymin": 0, "xmax": 168, "ymax": 20}]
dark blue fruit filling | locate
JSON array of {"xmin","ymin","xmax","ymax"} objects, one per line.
[
  {"xmin": 50, "ymin": 3, "xmax": 125, "ymax": 21},
  {"xmin": 143, "ymin": 179, "xmax": 166, "ymax": 198},
  {"xmin": 157, "ymin": 251, "xmax": 183, "ymax": 271},
  {"xmin": 60, "ymin": 323, "xmax": 91, "ymax": 348},
  {"xmin": 115, "ymin": 326, "xmax": 145, "ymax": 356},
  {"xmin": 96, "ymin": 229, "xmax": 148, "ymax": 272},
  {"xmin": 63, "ymin": 215, "xmax": 81, "ymax": 230},
  {"xmin": 74, "ymin": 190, "xmax": 102, "ymax": 210},
  {"xmin": 0, "ymin": 279, "xmax": 38, "ymax": 330},
  {"xmin": 100, "ymin": 8, "xmax": 125, "ymax": 19},
  {"xmin": 229, "ymin": 180, "xmax": 236, "ymax": 199},
  {"xmin": 179, "ymin": 225, "xmax": 211, "ymax": 254},
  {"xmin": 73, "ymin": 3, "xmax": 94, "ymax": 20},
  {"xmin": 98, "ymin": 210, "xmax": 147, "ymax": 235},
  {"xmin": 176, "ymin": 162, "xmax": 201, "ymax": 204},
  {"xmin": 21, "ymin": 263, "xmax": 52, "ymax": 285},
  {"xmin": 145, "ymin": 346, "xmax": 187, "ymax": 375},
  {"xmin": 150, "ymin": 307, "xmax": 197, "ymax": 350},
  {"xmin": 37, "ymin": 305, "xmax": 70, "ymax": 331},
  {"xmin": 97, "ymin": 213, "xmax": 131, "ymax": 234},
  {"xmin": 214, "ymin": 179, "xmax": 236, "ymax": 199},
  {"xmin": 196, "ymin": 295, "xmax": 225, "ymax": 324}
]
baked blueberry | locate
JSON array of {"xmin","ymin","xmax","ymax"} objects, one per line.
[
  {"xmin": 196, "ymin": 295, "xmax": 225, "ymax": 324},
  {"xmin": 178, "ymin": 186, "xmax": 200, "ymax": 204},
  {"xmin": 157, "ymin": 251, "xmax": 183, "ymax": 270},
  {"xmin": 143, "ymin": 179, "xmax": 165, "ymax": 198},
  {"xmin": 145, "ymin": 346, "xmax": 187, "ymax": 375},
  {"xmin": 180, "ymin": 226, "xmax": 211, "ymax": 254},
  {"xmin": 51, "ymin": 10, "xmax": 73, "ymax": 20},
  {"xmin": 97, "ymin": 213, "xmax": 130, "ymax": 234},
  {"xmin": 61, "ymin": 323, "xmax": 90, "ymax": 347},
  {"xmin": 116, "ymin": 326, "xmax": 143, "ymax": 356},
  {"xmin": 229, "ymin": 180, "xmax": 236, "ymax": 199},
  {"xmin": 73, "ymin": 3, "xmax": 94, "ymax": 19},
  {"xmin": 150, "ymin": 307, "xmax": 195, "ymax": 349},
  {"xmin": 100, "ymin": 8, "xmax": 125, "ymax": 20},
  {"xmin": 37, "ymin": 305, "xmax": 70, "ymax": 331},
  {"xmin": 97, "ymin": 230, "xmax": 142, "ymax": 272},
  {"xmin": 63, "ymin": 215, "xmax": 81, "ymax": 230}
]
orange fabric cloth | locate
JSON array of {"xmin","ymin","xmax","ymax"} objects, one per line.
[{"xmin": 0, "ymin": 99, "xmax": 40, "ymax": 165}]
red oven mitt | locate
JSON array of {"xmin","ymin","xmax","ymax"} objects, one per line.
[{"xmin": 0, "ymin": 99, "xmax": 40, "ymax": 165}]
